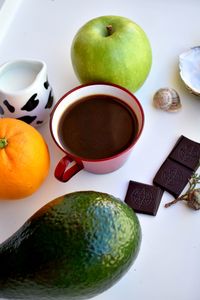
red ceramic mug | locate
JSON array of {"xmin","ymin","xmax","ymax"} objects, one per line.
[{"xmin": 50, "ymin": 83, "xmax": 144, "ymax": 182}]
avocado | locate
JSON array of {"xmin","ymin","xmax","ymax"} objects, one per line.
[{"xmin": 0, "ymin": 191, "xmax": 141, "ymax": 299}]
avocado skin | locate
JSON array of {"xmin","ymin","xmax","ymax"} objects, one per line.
[{"xmin": 0, "ymin": 191, "xmax": 141, "ymax": 299}]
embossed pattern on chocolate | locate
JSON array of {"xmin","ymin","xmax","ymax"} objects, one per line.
[
  {"xmin": 169, "ymin": 136, "xmax": 200, "ymax": 171},
  {"xmin": 153, "ymin": 136, "xmax": 200, "ymax": 198},
  {"xmin": 153, "ymin": 159, "xmax": 193, "ymax": 198},
  {"xmin": 125, "ymin": 181, "xmax": 163, "ymax": 216}
]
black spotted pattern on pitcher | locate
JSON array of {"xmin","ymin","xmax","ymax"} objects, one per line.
[
  {"xmin": 21, "ymin": 94, "xmax": 39, "ymax": 111},
  {"xmin": 0, "ymin": 80, "xmax": 54, "ymax": 126}
]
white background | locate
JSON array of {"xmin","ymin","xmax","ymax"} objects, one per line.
[{"xmin": 0, "ymin": 1, "xmax": 200, "ymax": 299}]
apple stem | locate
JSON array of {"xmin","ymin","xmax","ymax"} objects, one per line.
[{"xmin": 106, "ymin": 25, "xmax": 113, "ymax": 36}]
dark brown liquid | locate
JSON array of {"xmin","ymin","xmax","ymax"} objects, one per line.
[{"xmin": 59, "ymin": 94, "xmax": 138, "ymax": 159}]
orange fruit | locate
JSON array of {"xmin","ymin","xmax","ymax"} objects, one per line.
[{"xmin": 0, "ymin": 118, "xmax": 50, "ymax": 199}]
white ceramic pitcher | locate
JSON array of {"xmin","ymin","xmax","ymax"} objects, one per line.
[{"xmin": 0, "ymin": 59, "xmax": 54, "ymax": 127}]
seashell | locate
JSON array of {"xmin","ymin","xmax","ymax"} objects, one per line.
[
  {"xmin": 179, "ymin": 46, "xmax": 200, "ymax": 96},
  {"xmin": 153, "ymin": 87, "xmax": 181, "ymax": 112}
]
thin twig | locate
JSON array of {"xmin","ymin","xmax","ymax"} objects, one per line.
[{"xmin": 165, "ymin": 171, "xmax": 200, "ymax": 208}]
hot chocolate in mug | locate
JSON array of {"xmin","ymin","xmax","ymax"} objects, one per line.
[{"xmin": 50, "ymin": 83, "xmax": 144, "ymax": 182}]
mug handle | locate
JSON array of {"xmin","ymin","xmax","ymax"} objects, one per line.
[{"xmin": 54, "ymin": 155, "xmax": 83, "ymax": 182}]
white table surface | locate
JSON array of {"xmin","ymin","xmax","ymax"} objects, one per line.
[{"xmin": 0, "ymin": 1, "xmax": 200, "ymax": 299}]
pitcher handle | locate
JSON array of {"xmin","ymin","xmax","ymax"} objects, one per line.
[{"xmin": 54, "ymin": 155, "xmax": 83, "ymax": 182}]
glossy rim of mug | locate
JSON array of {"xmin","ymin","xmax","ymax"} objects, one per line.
[{"xmin": 49, "ymin": 82, "xmax": 145, "ymax": 163}]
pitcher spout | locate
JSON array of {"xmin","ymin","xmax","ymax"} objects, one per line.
[
  {"xmin": 0, "ymin": 59, "xmax": 54, "ymax": 127},
  {"xmin": 0, "ymin": 59, "xmax": 47, "ymax": 94}
]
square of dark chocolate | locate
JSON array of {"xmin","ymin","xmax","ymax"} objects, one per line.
[
  {"xmin": 153, "ymin": 158, "xmax": 193, "ymax": 198},
  {"xmin": 125, "ymin": 181, "xmax": 163, "ymax": 216},
  {"xmin": 169, "ymin": 136, "xmax": 200, "ymax": 171}
]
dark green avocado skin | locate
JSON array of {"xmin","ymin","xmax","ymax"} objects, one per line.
[{"xmin": 0, "ymin": 191, "xmax": 141, "ymax": 299}]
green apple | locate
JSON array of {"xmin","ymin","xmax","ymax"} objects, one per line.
[{"xmin": 71, "ymin": 15, "xmax": 152, "ymax": 92}]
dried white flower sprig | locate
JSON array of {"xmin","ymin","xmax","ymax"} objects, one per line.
[{"xmin": 165, "ymin": 172, "xmax": 200, "ymax": 210}]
